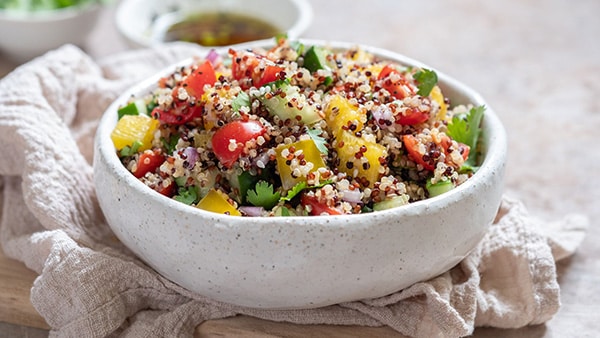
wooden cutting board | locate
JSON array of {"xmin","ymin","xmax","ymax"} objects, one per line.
[
  {"xmin": 0, "ymin": 250, "xmax": 404, "ymax": 337},
  {"xmin": 0, "ymin": 251, "xmax": 49, "ymax": 330}
]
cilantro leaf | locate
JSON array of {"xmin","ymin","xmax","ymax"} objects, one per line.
[
  {"xmin": 447, "ymin": 105, "xmax": 485, "ymax": 168},
  {"xmin": 231, "ymin": 91, "xmax": 250, "ymax": 112},
  {"xmin": 306, "ymin": 129, "xmax": 328, "ymax": 154},
  {"xmin": 247, "ymin": 181, "xmax": 281, "ymax": 209},
  {"xmin": 174, "ymin": 186, "xmax": 199, "ymax": 205},
  {"xmin": 414, "ymin": 69, "xmax": 438, "ymax": 96},
  {"xmin": 161, "ymin": 134, "xmax": 180, "ymax": 154}
]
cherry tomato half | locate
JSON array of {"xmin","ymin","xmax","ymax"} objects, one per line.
[
  {"xmin": 211, "ymin": 120, "xmax": 266, "ymax": 168},
  {"xmin": 402, "ymin": 134, "xmax": 471, "ymax": 171},
  {"xmin": 181, "ymin": 60, "xmax": 217, "ymax": 98},
  {"xmin": 402, "ymin": 135, "xmax": 436, "ymax": 171},
  {"xmin": 151, "ymin": 103, "xmax": 204, "ymax": 126},
  {"xmin": 301, "ymin": 193, "xmax": 342, "ymax": 216},
  {"xmin": 230, "ymin": 49, "xmax": 284, "ymax": 89},
  {"xmin": 134, "ymin": 149, "xmax": 165, "ymax": 178},
  {"xmin": 255, "ymin": 65, "xmax": 284, "ymax": 87},
  {"xmin": 157, "ymin": 181, "xmax": 176, "ymax": 197},
  {"xmin": 395, "ymin": 107, "xmax": 430, "ymax": 125},
  {"xmin": 378, "ymin": 64, "xmax": 415, "ymax": 100}
]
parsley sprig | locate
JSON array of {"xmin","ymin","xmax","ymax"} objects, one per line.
[{"xmin": 447, "ymin": 105, "xmax": 485, "ymax": 170}]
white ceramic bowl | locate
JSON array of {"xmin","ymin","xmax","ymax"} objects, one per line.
[
  {"xmin": 0, "ymin": 3, "xmax": 102, "ymax": 63},
  {"xmin": 94, "ymin": 40, "xmax": 507, "ymax": 309},
  {"xmin": 115, "ymin": 0, "xmax": 313, "ymax": 48}
]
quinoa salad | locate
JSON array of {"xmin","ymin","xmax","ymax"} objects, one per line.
[{"xmin": 110, "ymin": 38, "xmax": 485, "ymax": 217}]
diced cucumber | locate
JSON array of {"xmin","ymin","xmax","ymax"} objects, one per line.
[
  {"xmin": 273, "ymin": 205, "xmax": 298, "ymax": 216},
  {"xmin": 372, "ymin": 195, "xmax": 410, "ymax": 211},
  {"xmin": 426, "ymin": 178, "xmax": 454, "ymax": 197},
  {"xmin": 290, "ymin": 41, "xmax": 305, "ymax": 55},
  {"xmin": 231, "ymin": 91, "xmax": 250, "ymax": 112},
  {"xmin": 174, "ymin": 176, "xmax": 187, "ymax": 187},
  {"xmin": 303, "ymin": 45, "xmax": 331, "ymax": 72},
  {"xmin": 259, "ymin": 81, "xmax": 322, "ymax": 125},
  {"xmin": 117, "ymin": 99, "xmax": 148, "ymax": 120},
  {"xmin": 227, "ymin": 169, "xmax": 261, "ymax": 204},
  {"xmin": 196, "ymin": 167, "xmax": 219, "ymax": 199}
]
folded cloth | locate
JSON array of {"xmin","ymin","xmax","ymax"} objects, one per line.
[{"xmin": 0, "ymin": 45, "xmax": 589, "ymax": 338}]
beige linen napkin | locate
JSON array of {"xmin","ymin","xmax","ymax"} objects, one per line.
[{"xmin": 0, "ymin": 45, "xmax": 588, "ymax": 338}]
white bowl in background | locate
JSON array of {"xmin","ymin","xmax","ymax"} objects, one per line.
[
  {"xmin": 115, "ymin": 0, "xmax": 313, "ymax": 48},
  {"xmin": 0, "ymin": 4, "xmax": 102, "ymax": 63},
  {"xmin": 94, "ymin": 39, "xmax": 507, "ymax": 309}
]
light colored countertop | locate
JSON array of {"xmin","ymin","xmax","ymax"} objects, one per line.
[{"xmin": 1, "ymin": 0, "xmax": 599, "ymax": 337}]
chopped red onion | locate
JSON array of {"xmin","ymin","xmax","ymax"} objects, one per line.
[
  {"xmin": 372, "ymin": 105, "xmax": 394, "ymax": 129},
  {"xmin": 239, "ymin": 206, "xmax": 265, "ymax": 216},
  {"xmin": 341, "ymin": 189, "xmax": 363, "ymax": 203},
  {"xmin": 182, "ymin": 147, "xmax": 198, "ymax": 169},
  {"xmin": 252, "ymin": 151, "xmax": 271, "ymax": 169},
  {"xmin": 206, "ymin": 49, "xmax": 221, "ymax": 66}
]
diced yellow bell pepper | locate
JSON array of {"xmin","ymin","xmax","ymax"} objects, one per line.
[
  {"xmin": 111, "ymin": 114, "xmax": 159, "ymax": 151},
  {"xmin": 335, "ymin": 131, "xmax": 387, "ymax": 187},
  {"xmin": 430, "ymin": 85, "xmax": 448, "ymax": 121},
  {"xmin": 325, "ymin": 95, "xmax": 366, "ymax": 137},
  {"xmin": 348, "ymin": 48, "xmax": 372, "ymax": 63},
  {"xmin": 365, "ymin": 64, "xmax": 384, "ymax": 78},
  {"xmin": 276, "ymin": 139, "xmax": 327, "ymax": 190},
  {"xmin": 196, "ymin": 189, "xmax": 241, "ymax": 216}
]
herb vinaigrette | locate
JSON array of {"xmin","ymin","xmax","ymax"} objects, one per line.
[{"xmin": 163, "ymin": 12, "xmax": 282, "ymax": 47}]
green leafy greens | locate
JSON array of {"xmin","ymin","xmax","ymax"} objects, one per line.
[
  {"xmin": 447, "ymin": 105, "xmax": 485, "ymax": 170},
  {"xmin": 413, "ymin": 69, "xmax": 438, "ymax": 96}
]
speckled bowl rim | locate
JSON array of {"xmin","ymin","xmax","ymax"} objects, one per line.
[{"xmin": 95, "ymin": 39, "xmax": 507, "ymax": 229}]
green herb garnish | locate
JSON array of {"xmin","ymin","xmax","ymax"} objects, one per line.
[
  {"xmin": 280, "ymin": 179, "xmax": 334, "ymax": 203},
  {"xmin": 447, "ymin": 105, "xmax": 485, "ymax": 169},
  {"xmin": 174, "ymin": 186, "xmax": 199, "ymax": 205},
  {"xmin": 247, "ymin": 181, "xmax": 281, "ymax": 209},
  {"xmin": 280, "ymin": 181, "xmax": 308, "ymax": 202},
  {"xmin": 307, "ymin": 129, "xmax": 328, "ymax": 154},
  {"xmin": 413, "ymin": 69, "xmax": 438, "ymax": 96},
  {"xmin": 161, "ymin": 134, "xmax": 180, "ymax": 154}
]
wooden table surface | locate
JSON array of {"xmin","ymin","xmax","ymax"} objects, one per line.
[{"xmin": 1, "ymin": 0, "xmax": 599, "ymax": 337}]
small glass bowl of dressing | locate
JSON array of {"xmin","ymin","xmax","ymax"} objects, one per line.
[{"xmin": 116, "ymin": 0, "xmax": 313, "ymax": 48}]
